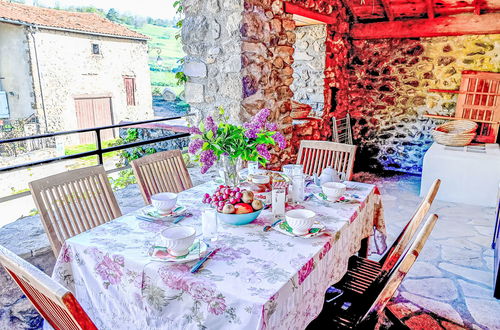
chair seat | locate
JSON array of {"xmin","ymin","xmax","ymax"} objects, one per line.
[{"xmin": 334, "ymin": 255, "xmax": 383, "ymax": 295}]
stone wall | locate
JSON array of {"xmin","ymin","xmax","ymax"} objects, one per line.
[
  {"xmin": 347, "ymin": 34, "xmax": 500, "ymax": 173},
  {"xmin": 291, "ymin": 24, "xmax": 326, "ymax": 116},
  {"xmin": 0, "ymin": 23, "xmax": 35, "ymax": 120},
  {"xmin": 29, "ymin": 28, "xmax": 152, "ymax": 139},
  {"xmin": 181, "ymin": 0, "xmax": 244, "ymax": 124}
]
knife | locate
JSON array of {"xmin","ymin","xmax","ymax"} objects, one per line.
[{"xmin": 190, "ymin": 248, "xmax": 219, "ymax": 273}]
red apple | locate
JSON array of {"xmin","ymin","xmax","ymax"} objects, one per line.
[{"xmin": 234, "ymin": 203, "xmax": 253, "ymax": 214}]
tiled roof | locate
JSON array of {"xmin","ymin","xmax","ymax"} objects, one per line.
[{"xmin": 0, "ymin": 1, "xmax": 148, "ymax": 40}]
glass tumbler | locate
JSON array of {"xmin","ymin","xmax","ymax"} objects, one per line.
[
  {"xmin": 272, "ymin": 183, "xmax": 286, "ymax": 219},
  {"xmin": 292, "ymin": 174, "xmax": 305, "ymax": 204},
  {"xmin": 202, "ymin": 208, "xmax": 218, "ymax": 242}
]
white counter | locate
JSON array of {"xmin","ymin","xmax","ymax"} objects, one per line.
[{"xmin": 420, "ymin": 143, "xmax": 500, "ymax": 207}]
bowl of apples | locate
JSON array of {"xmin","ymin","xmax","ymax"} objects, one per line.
[{"xmin": 202, "ymin": 185, "xmax": 264, "ymax": 226}]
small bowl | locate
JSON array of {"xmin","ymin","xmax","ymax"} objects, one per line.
[
  {"xmin": 151, "ymin": 192, "xmax": 178, "ymax": 214},
  {"xmin": 321, "ymin": 182, "xmax": 347, "ymax": 201},
  {"xmin": 217, "ymin": 209, "xmax": 264, "ymax": 226},
  {"xmin": 285, "ymin": 209, "xmax": 316, "ymax": 236},
  {"xmin": 160, "ymin": 226, "xmax": 196, "ymax": 256}
]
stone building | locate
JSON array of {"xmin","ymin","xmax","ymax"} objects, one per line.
[{"xmin": 0, "ymin": 1, "xmax": 152, "ymax": 144}]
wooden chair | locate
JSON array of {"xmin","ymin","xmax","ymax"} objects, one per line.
[
  {"xmin": 0, "ymin": 244, "xmax": 97, "ymax": 330},
  {"xmin": 29, "ymin": 165, "xmax": 121, "ymax": 256},
  {"xmin": 131, "ymin": 149, "xmax": 193, "ymax": 204},
  {"xmin": 332, "ymin": 114, "xmax": 353, "ymax": 145},
  {"xmin": 308, "ymin": 214, "xmax": 439, "ymax": 329},
  {"xmin": 297, "ymin": 140, "xmax": 357, "ymax": 180},
  {"xmin": 335, "ymin": 179, "xmax": 440, "ymax": 296}
]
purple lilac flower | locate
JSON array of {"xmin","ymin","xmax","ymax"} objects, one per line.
[
  {"xmin": 256, "ymin": 144, "xmax": 271, "ymax": 161},
  {"xmin": 272, "ymin": 132, "xmax": 286, "ymax": 149},
  {"xmin": 200, "ymin": 149, "xmax": 216, "ymax": 174},
  {"xmin": 188, "ymin": 126, "xmax": 202, "ymax": 135},
  {"xmin": 243, "ymin": 122, "xmax": 259, "ymax": 139},
  {"xmin": 205, "ymin": 116, "xmax": 217, "ymax": 135},
  {"xmin": 188, "ymin": 139, "xmax": 203, "ymax": 154},
  {"xmin": 265, "ymin": 122, "xmax": 278, "ymax": 131},
  {"xmin": 252, "ymin": 108, "xmax": 271, "ymax": 129}
]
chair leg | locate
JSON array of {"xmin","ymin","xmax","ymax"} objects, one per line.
[
  {"xmin": 384, "ymin": 308, "xmax": 410, "ymax": 329},
  {"xmin": 358, "ymin": 238, "xmax": 369, "ymax": 258}
]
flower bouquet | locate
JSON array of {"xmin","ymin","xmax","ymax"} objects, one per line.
[{"xmin": 188, "ymin": 107, "xmax": 286, "ymax": 186}]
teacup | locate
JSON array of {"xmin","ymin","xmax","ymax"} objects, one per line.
[
  {"xmin": 160, "ymin": 226, "xmax": 196, "ymax": 256},
  {"xmin": 285, "ymin": 209, "xmax": 316, "ymax": 236},
  {"xmin": 321, "ymin": 182, "xmax": 347, "ymax": 201},
  {"xmin": 151, "ymin": 192, "xmax": 178, "ymax": 214}
]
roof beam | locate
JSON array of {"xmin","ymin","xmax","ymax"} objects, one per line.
[
  {"xmin": 351, "ymin": 12, "xmax": 500, "ymax": 39},
  {"xmin": 473, "ymin": 0, "xmax": 485, "ymax": 14},
  {"xmin": 284, "ymin": 3, "xmax": 337, "ymax": 25},
  {"xmin": 425, "ymin": 0, "xmax": 435, "ymax": 18},
  {"xmin": 379, "ymin": 0, "xmax": 395, "ymax": 21},
  {"xmin": 338, "ymin": 0, "xmax": 359, "ymax": 23}
]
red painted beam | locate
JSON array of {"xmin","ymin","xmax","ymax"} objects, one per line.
[
  {"xmin": 424, "ymin": 0, "xmax": 435, "ymax": 18},
  {"xmin": 379, "ymin": 0, "xmax": 395, "ymax": 21},
  {"xmin": 284, "ymin": 3, "xmax": 337, "ymax": 24},
  {"xmin": 351, "ymin": 12, "xmax": 500, "ymax": 39}
]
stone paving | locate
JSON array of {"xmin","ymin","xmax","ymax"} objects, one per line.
[{"xmin": 355, "ymin": 173, "xmax": 500, "ymax": 330}]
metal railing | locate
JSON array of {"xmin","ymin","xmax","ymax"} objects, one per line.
[{"xmin": 0, "ymin": 116, "xmax": 191, "ymax": 202}]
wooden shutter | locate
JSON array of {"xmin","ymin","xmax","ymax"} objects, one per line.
[{"xmin": 124, "ymin": 77, "xmax": 136, "ymax": 106}]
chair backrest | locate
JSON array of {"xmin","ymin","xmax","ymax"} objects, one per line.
[
  {"xmin": 131, "ymin": 149, "xmax": 193, "ymax": 204},
  {"xmin": 0, "ymin": 245, "xmax": 97, "ymax": 330},
  {"xmin": 296, "ymin": 140, "xmax": 357, "ymax": 180},
  {"xmin": 359, "ymin": 214, "xmax": 439, "ymax": 326},
  {"xmin": 456, "ymin": 71, "xmax": 500, "ymax": 143},
  {"xmin": 379, "ymin": 179, "xmax": 440, "ymax": 272},
  {"xmin": 332, "ymin": 114, "xmax": 353, "ymax": 145},
  {"xmin": 29, "ymin": 165, "xmax": 121, "ymax": 256}
]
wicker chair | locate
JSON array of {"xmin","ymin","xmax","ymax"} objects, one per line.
[
  {"xmin": 131, "ymin": 149, "xmax": 193, "ymax": 204},
  {"xmin": 29, "ymin": 165, "xmax": 121, "ymax": 256},
  {"xmin": 307, "ymin": 214, "xmax": 439, "ymax": 329},
  {"xmin": 297, "ymin": 140, "xmax": 357, "ymax": 180},
  {"xmin": 0, "ymin": 244, "xmax": 97, "ymax": 330}
]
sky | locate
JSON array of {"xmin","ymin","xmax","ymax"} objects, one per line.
[{"xmin": 24, "ymin": 0, "xmax": 177, "ymax": 19}]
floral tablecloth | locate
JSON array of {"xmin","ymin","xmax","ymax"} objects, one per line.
[{"xmin": 51, "ymin": 181, "xmax": 386, "ymax": 330}]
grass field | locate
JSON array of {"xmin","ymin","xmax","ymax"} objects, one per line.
[{"xmin": 126, "ymin": 24, "xmax": 185, "ymax": 96}]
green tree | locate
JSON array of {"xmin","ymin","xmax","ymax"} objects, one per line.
[{"xmin": 106, "ymin": 8, "xmax": 119, "ymax": 22}]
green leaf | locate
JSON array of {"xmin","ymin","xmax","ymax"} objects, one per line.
[{"xmin": 207, "ymin": 130, "xmax": 214, "ymax": 139}]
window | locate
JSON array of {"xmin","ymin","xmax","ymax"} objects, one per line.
[
  {"xmin": 124, "ymin": 77, "xmax": 136, "ymax": 106},
  {"xmin": 92, "ymin": 43, "xmax": 100, "ymax": 55}
]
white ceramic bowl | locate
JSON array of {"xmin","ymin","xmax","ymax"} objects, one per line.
[
  {"xmin": 321, "ymin": 182, "xmax": 347, "ymax": 201},
  {"xmin": 160, "ymin": 226, "xmax": 196, "ymax": 256},
  {"xmin": 151, "ymin": 192, "xmax": 178, "ymax": 213},
  {"xmin": 285, "ymin": 209, "xmax": 316, "ymax": 236}
]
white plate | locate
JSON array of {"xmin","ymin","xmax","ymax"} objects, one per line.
[
  {"xmin": 142, "ymin": 205, "xmax": 187, "ymax": 219},
  {"xmin": 148, "ymin": 240, "xmax": 208, "ymax": 263},
  {"xmin": 273, "ymin": 220, "xmax": 327, "ymax": 238}
]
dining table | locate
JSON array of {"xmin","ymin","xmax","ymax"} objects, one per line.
[{"xmin": 50, "ymin": 179, "xmax": 387, "ymax": 330}]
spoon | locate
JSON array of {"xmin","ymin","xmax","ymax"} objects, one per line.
[{"xmin": 263, "ymin": 219, "xmax": 283, "ymax": 232}]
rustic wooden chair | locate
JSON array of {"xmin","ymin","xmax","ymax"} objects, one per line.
[
  {"xmin": 332, "ymin": 114, "xmax": 353, "ymax": 145},
  {"xmin": 0, "ymin": 244, "xmax": 97, "ymax": 330},
  {"xmin": 29, "ymin": 165, "xmax": 121, "ymax": 256},
  {"xmin": 131, "ymin": 149, "xmax": 193, "ymax": 204},
  {"xmin": 297, "ymin": 140, "xmax": 357, "ymax": 180},
  {"xmin": 335, "ymin": 179, "xmax": 440, "ymax": 296},
  {"xmin": 308, "ymin": 214, "xmax": 439, "ymax": 329}
]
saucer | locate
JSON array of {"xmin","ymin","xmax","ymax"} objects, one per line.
[
  {"xmin": 274, "ymin": 220, "xmax": 326, "ymax": 238},
  {"xmin": 142, "ymin": 205, "xmax": 187, "ymax": 219},
  {"xmin": 148, "ymin": 240, "xmax": 207, "ymax": 263}
]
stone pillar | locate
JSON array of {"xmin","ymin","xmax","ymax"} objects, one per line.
[{"xmin": 182, "ymin": 0, "xmax": 244, "ymax": 123}]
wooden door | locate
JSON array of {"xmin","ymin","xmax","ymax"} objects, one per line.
[{"xmin": 75, "ymin": 97, "xmax": 114, "ymax": 144}]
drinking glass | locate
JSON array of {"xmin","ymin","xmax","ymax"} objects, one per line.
[
  {"xmin": 272, "ymin": 183, "xmax": 286, "ymax": 219},
  {"xmin": 248, "ymin": 161, "xmax": 259, "ymax": 176},
  {"xmin": 282, "ymin": 164, "xmax": 294, "ymax": 178},
  {"xmin": 292, "ymin": 164, "xmax": 303, "ymax": 177},
  {"xmin": 202, "ymin": 208, "xmax": 218, "ymax": 242},
  {"xmin": 292, "ymin": 174, "xmax": 305, "ymax": 204}
]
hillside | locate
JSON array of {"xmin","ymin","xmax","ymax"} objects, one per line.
[{"xmin": 127, "ymin": 23, "xmax": 185, "ymax": 96}]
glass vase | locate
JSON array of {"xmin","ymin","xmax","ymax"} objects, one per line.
[{"xmin": 219, "ymin": 154, "xmax": 242, "ymax": 187}]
